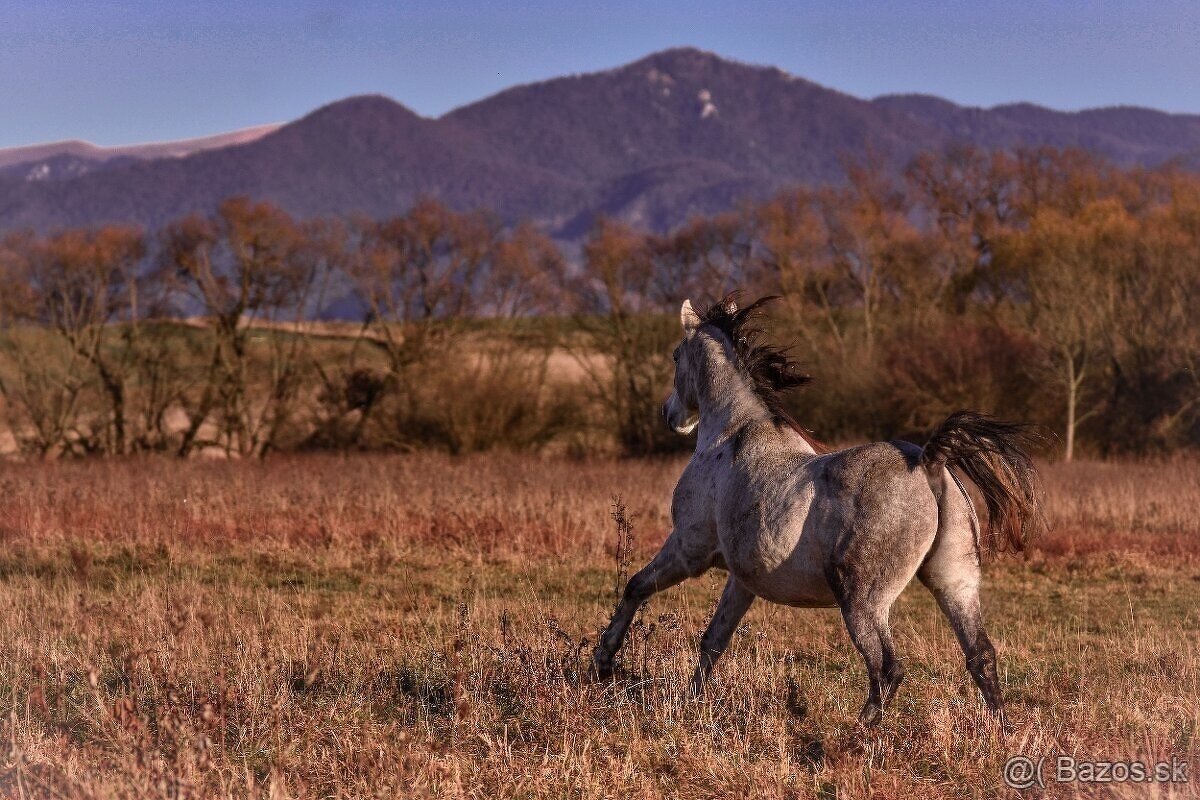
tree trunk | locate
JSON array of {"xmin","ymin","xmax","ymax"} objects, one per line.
[
  {"xmin": 1065, "ymin": 377, "xmax": 1076, "ymax": 463},
  {"xmin": 1064, "ymin": 352, "xmax": 1083, "ymax": 463}
]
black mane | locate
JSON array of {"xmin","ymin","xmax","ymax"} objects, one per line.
[{"xmin": 697, "ymin": 292, "xmax": 813, "ymax": 426}]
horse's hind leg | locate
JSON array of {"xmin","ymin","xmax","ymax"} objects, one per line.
[
  {"xmin": 689, "ymin": 575, "xmax": 755, "ymax": 696},
  {"xmin": 836, "ymin": 598, "xmax": 904, "ymax": 728},
  {"xmin": 591, "ymin": 536, "xmax": 697, "ymax": 679},
  {"xmin": 918, "ymin": 474, "xmax": 1006, "ymax": 719},
  {"xmin": 924, "ymin": 578, "xmax": 1003, "ymax": 714},
  {"xmin": 919, "ymin": 564, "xmax": 1004, "ymax": 716}
]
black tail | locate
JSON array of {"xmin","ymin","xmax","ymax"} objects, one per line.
[{"xmin": 921, "ymin": 411, "xmax": 1047, "ymax": 553}]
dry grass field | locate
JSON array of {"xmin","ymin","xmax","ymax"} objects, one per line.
[{"xmin": 0, "ymin": 454, "xmax": 1196, "ymax": 798}]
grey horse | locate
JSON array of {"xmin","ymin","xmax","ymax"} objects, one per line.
[{"xmin": 592, "ymin": 294, "xmax": 1044, "ymax": 728}]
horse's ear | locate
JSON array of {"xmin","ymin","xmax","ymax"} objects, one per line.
[{"xmin": 681, "ymin": 299, "xmax": 700, "ymax": 334}]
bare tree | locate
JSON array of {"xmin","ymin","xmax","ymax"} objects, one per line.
[
  {"xmin": 351, "ymin": 199, "xmax": 494, "ymax": 374},
  {"xmin": 569, "ymin": 219, "xmax": 680, "ymax": 454},
  {"xmin": 649, "ymin": 213, "xmax": 751, "ymax": 306},
  {"xmin": 160, "ymin": 198, "xmax": 325, "ymax": 457},
  {"xmin": 906, "ymin": 146, "xmax": 1021, "ymax": 310},
  {"xmin": 0, "ymin": 227, "xmax": 146, "ymax": 455},
  {"xmin": 485, "ymin": 222, "xmax": 566, "ymax": 317},
  {"xmin": 998, "ymin": 199, "xmax": 1133, "ymax": 460},
  {"xmin": 750, "ymin": 189, "xmax": 846, "ymax": 354},
  {"xmin": 818, "ymin": 163, "xmax": 930, "ymax": 359}
]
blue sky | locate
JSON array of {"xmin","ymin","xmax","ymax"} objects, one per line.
[{"xmin": 3, "ymin": 0, "xmax": 1199, "ymax": 148}]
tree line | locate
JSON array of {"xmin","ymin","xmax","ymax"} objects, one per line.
[{"xmin": 0, "ymin": 146, "xmax": 1196, "ymax": 459}]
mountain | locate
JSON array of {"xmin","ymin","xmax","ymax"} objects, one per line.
[
  {"xmin": 871, "ymin": 95, "xmax": 1200, "ymax": 166},
  {"xmin": 0, "ymin": 124, "xmax": 281, "ymax": 182},
  {"xmin": 3, "ymin": 48, "xmax": 1200, "ymax": 238},
  {"xmin": 0, "ymin": 96, "xmax": 580, "ymax": 233}
]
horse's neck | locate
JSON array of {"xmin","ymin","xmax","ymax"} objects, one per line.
[
  {"xmin": 693, "ymin": 337, "xmax": 771, "ymax": 451},
  {"xmin": 692, "ymin": 335, "xmax": 818, "ymax": 456}
]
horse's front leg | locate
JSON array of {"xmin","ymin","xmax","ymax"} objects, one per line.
[
  {"xmin": 689, "ymin": 575, "xmax": 755, "ymax": 696},
  {"xmin": 591, "ymin": 534, "xmax": 697, "ymax": 679}
]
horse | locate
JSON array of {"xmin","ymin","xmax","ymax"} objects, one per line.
[{"xmin": 591, "ymin": 293, "xmax": 1045, "ymax": 728}]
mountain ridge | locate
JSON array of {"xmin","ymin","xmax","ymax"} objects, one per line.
[
  {"xmin": 0, "ymin": 123, "xmax": 282, "ymax": 173},
  {"xmin": 3, "ymin": 47, "xmax": 1200, "ymax": 238}
]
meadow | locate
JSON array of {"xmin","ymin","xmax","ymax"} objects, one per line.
[{"xmin": 0, "ymin": 454, "xmax": 1195, "ymax": 798}]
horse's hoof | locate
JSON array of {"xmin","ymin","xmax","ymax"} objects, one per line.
[
  {"xmin": 856, "ymin": 704, "xmax": 883, "ymax": 729},
  {"xmin": 588, "ymin": 656, "xmax": 614, "ymax": 681}
]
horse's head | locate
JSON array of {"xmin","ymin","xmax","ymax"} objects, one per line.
[
  {"xmin": 662, "ymin": 298, "xmax": 711, "ymax": 435},
  {"xmin": 664, "ymin": 293, "xmax": 816, "ymax": 441}
]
